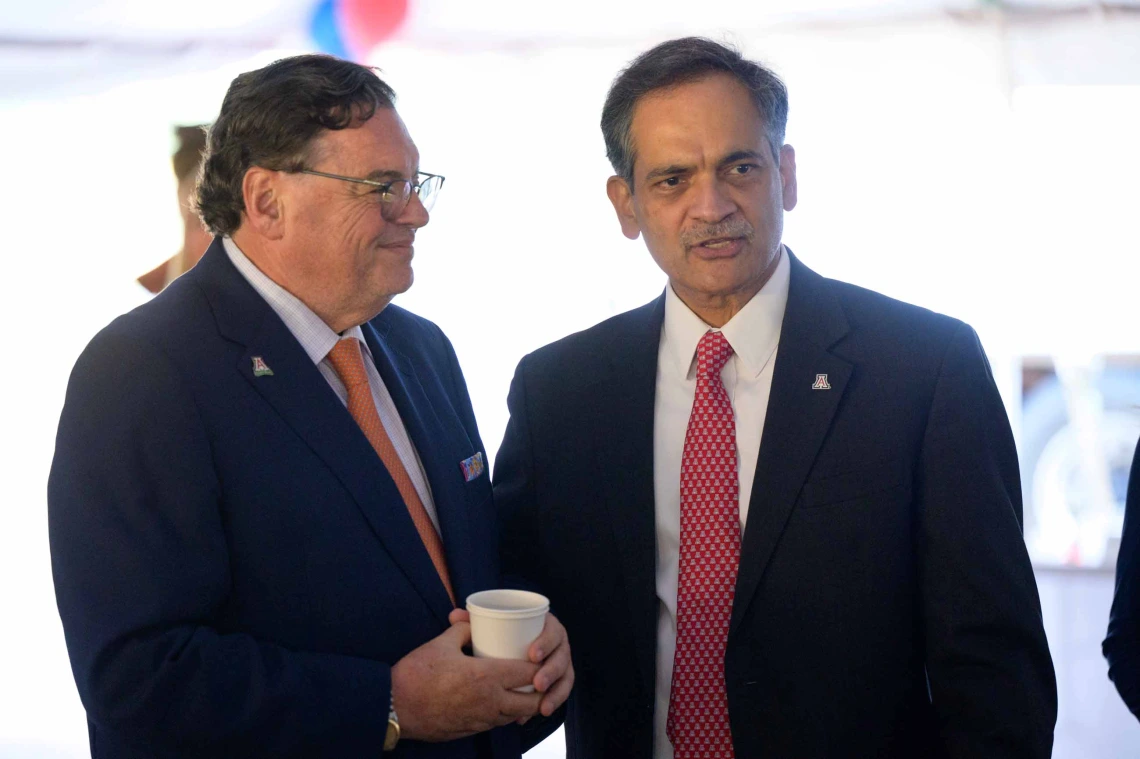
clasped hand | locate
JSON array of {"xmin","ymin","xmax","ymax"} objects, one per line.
[{"xmin": 391, "ymin": 610, "xmax": 574, "ymax": 742}]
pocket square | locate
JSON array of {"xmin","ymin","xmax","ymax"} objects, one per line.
[{"xmin": 460, "ymin": 452, "xmax": 485, "ymax": 482}]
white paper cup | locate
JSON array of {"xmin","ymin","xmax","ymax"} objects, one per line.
[{"xmin": 466, "ymin": 589, "xmax": 550, "ymax": 692}]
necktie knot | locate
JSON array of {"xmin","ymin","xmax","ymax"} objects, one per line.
[
  {"xmin": 326, "ymin": 338, "xmax": 370, "ymax": 390},
  {"xmin": 696, "ymin": 330, "xmax": 734, "ymax": 380}
]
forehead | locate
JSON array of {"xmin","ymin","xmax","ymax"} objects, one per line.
[
  {"xmin": 629, "ymin": 73, "xmax": 769, "ymax": 170},
  {"xmin": 313, "ymin": 107, "xmax": 419, "ymax": 172}
]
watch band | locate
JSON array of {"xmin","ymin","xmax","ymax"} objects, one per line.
[{"xmin": 383, "ymin": 692, "xmax": 400, "ymax": 752}]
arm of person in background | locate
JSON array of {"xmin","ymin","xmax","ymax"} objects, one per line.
[
  {"xmin": 917, "ymin": 323, "xmax": 1058, "ymax": 757},
  {"xmin": 491, "ymin": 354, "xmax": 571, "ymax": 751},
  {"xmin": 1105, "ymin": 439, "xmax": 1140, "ymax": 719},
  {"xmin": 48, "ymin": 326, "xmax": 543, "ymax": 754}
]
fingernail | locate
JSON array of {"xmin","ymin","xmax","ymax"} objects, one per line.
[{"xmin": 533, "ymin": 649, "xmax": 544, "ymax": 661}]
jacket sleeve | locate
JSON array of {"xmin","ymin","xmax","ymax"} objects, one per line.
[
  {"xmin": 492, "ymin": 355, "xmax": 565, "ymax": 752},
  {"xmin": 48, "ymin": 326, "xmax": 390, "ymax": 756},
  {"xmin": 1105, "ymin": 439, "xmax": 1140, "ymax": 718},
  {"xmin": 493, "ymin": 355, "xmax": 547, "ymax": 595},
  {"xmin": 917, "ymin": 322, "xmax": 1058, "ymax": 757}
]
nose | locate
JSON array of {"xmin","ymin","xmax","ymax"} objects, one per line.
[
  {"xmin": 394, "ymin": 189, "xmax": 430, "ymax": 229},
  {"xmin": 689, "ymin": 174, "xmax": 737, "ymax": 224}
]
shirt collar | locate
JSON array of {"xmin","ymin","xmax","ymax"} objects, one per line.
[
  {"xmin": 222, "ymin": 237, "xmax": 369, "ymax": 364},
  {"xmin": 662, "ymin": 244, "xmax": 791, "ymax": 380}
]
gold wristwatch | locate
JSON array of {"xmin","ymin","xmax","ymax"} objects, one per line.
[{"xmin": 383, "ymin": 693, "xmax": 400, "ymax": 751}]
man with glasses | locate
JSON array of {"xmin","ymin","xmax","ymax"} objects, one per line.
[{"xmin": 48, "ymin": 55, "xmax": 571, "ymax": 759}]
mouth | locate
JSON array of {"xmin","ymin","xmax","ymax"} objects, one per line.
[
  {"xmin": 380, "ymin": 238, "xmax": 416, "ymax": 252},
  {"xmin": 697, "ymin": 236, "xmax": 740, "ymax": 248},
  {"xmin": 689, "ymin": 236, "xmax": 745, "ymax": 258}
]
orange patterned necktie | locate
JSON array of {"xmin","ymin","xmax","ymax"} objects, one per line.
[
  {"xmin": 667, "ymin": 329, "xmax": 739, "ymax": 758},
  {"xmin": 326, "ymin": 337, "xmax": 455, "ymax": 605}
]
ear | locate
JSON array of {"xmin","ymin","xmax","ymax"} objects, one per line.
[
  {"xmin": 241, "ymin": 166, "xmax": 285, "ymax": 241},
  {"xmin": 779, "ymin": 144, "xmax": 798, "ymax": 212},
  {"xmin": 606, "ymin": 175, "xmax": 642, "ymax": 241}
]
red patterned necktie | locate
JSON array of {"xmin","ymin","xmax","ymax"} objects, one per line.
[{"xmin": 667, "ymin": 329, "xmax": 740, "ymax": 758}]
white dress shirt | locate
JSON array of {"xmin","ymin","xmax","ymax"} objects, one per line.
[
  {"xmin": 222, "ymin": 237, "xmax": 440, "ymax": 531},
  {"xmin": 652, "ymin": 246, "xmax": 791, "ymax": 758}
]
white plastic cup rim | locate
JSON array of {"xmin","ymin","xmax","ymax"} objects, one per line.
[{"xmin": 466, "ymin": 589, "xmax": 549, "ymax": 620}]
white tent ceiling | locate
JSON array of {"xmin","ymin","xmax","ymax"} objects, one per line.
[{"xmin": 2, "ymin": 0, "xmax": 1139, "ymax": 99}]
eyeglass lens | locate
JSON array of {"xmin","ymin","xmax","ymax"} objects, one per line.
[{"xmin": 380, "ymin": 175, "xmax": 442, "ymax": 220}]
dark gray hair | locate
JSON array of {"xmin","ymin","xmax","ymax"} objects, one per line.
[
  {"xmin": 601, "ymin": 37, "xmax": 789, "ymax": 185},
  {"xmin": 195, "ymin": 54, "xmax": 396, "ymax": 236}
]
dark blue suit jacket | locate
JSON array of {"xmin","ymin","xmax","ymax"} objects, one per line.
[
  {"xmin": 495, "ymin": 251, "xmax": 1057, "ymax": 758},
  {"xmin": 1106, "ymin": 438, "xmax": 1140, "ymax": 718},
  {"xmin": 48, "ymin": 240, "xmax": 517, "ymax": 759}
]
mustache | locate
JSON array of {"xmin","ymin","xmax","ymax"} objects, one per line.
[{"xmin": 681, "ymin": 219, "xmax": 755, "ymax": 248}]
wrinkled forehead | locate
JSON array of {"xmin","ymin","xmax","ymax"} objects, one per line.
[
  {"xmin": 307, "ymin": 106, "xmax": 420, "ymax": 173},
  {"xmin": 628, "ymin": 74, "xmax": 772, "ymax": 171}
]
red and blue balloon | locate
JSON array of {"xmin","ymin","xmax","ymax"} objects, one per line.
[{"xmin": 310, "ymin": 0, "xmax": 409, "ymax": 60}]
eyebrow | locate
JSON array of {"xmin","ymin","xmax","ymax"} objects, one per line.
[
  {"xmin": 363, "ymin": 169, "xmax": 410, "ymax": 182},
  {"xmin": 643, "ymin": 149, "xmax": 769, "ymax": 183},
  {"xmin": 719, "ymin": 150, "xmax": 766, "ymax": 168},
  {"xmin": 644, "ymin": 164, "xmax": 693, "ymax": 183}
]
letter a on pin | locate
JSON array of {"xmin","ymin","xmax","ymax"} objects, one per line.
[
  {"xmin": 252, "ymin": 356, "xmax": 274, "ymax": 377},
  {"xmin": 812, "ymin": 373, "xmax": 831, "ymax": 390}
]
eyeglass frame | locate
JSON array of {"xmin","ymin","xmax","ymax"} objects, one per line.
[{"xmin": 296, "ymin": 168, "xmax": 445, "ymax": 219}]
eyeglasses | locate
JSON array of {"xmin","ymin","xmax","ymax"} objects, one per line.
[{"xmin": 297, "ymin": 168, "xmax": 445, "ymax": 220}]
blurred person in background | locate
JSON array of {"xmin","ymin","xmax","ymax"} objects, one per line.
[
  {"xmin": 1105, "ymin": 437, "xmax": 1140, "ymax": 719},
  {"xmin": 137, "ymin": 125, "xmax": 214, "ymax": 294},
  {"xmin": 48, "ymin": 54, "xmax": 570, "ymax": 759},
  {"xmin": 495, "ymin": 36, "xmax": 1055, "ymax": 758}
]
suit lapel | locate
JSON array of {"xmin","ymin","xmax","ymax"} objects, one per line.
[
  {"xmin": 594, "ymin": 296, "xmax": 665, "ymax": 697},
  {"xmin": 194, "ymin": 241, "xmax": 453, "ymax": 625},
  {"xmin": 362, "ymin": 322, "xmax": 486, "ymax": 606},
  {"xmin": 731, "ymin": 252, "xmax": 852, "ymax": 634}
]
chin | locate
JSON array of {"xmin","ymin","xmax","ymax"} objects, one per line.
[{"xmin": 387, "ymin": 271, "xmax": 415, "ymax": 298}]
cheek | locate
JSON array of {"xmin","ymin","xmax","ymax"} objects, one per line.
[
  {"xmin": 638, "ymin": 209, "xmax": 683, "ymax": 251},
  {"xmin": 340, "ymin": 205, "xmax": 379, "ymax": 237},
  {"xmin": 313, "ymin": 198, "xmax": 381, "ymax": 242}
]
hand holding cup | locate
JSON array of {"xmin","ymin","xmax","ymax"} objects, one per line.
[{"xmin": 456, "ymin": 590, "xmax": 575, "ymax": 717}]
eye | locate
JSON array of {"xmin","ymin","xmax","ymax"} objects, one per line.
[
  {"xmin": 659, "ymin": 176, "xmax": 682, "ymax": 188},
  {"xmin": 371, "ymin": 184, "xmax": 397, "ymax": 202},
  {"xmin": 730, "ymin": 163, "xmax": 756, "ymax": 175}
]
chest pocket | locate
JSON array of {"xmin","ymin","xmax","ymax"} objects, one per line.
[
  {"xmin": 798, "ymin": 458, "xmax": 908, "ymax": 509},
  {"xmin": 461, "ymin": 452, "xmax": 492, "ymax": 508}
]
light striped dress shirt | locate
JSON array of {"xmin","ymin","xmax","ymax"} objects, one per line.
[{"xmin": 222, "ymin": 237, "xmax": 440, "ymax": 531}]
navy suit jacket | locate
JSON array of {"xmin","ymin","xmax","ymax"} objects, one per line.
[
  {"xmin": 1105, "ymin": 438, "xmax": 1140, "ymax": 718},
  {"xmin": 495, "ymin": 252, "xmax": 1057, "ymax": 758},
  {"xmin": 48, "ymin": 240, "xmax": 518, "ymax": 759}
]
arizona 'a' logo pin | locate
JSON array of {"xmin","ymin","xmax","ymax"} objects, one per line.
[
  {"xmin": 251, "ymin": 356, "xmax": 274, "ymax": 377},
  {"xmin": 812, "ymin": 373, "xmax": 831, "ymax": 390}
]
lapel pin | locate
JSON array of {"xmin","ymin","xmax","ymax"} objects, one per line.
[
  {"xmin": 251, "ymin": 356, "xmax": 274, "ymax": 377},
  {"xmin": 460, "ymin": 452, "xmax": 485, "ymax": 482},
  {"xmin": 812, "ymin": 373, "xmax": 831, "ymax": 390}
]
